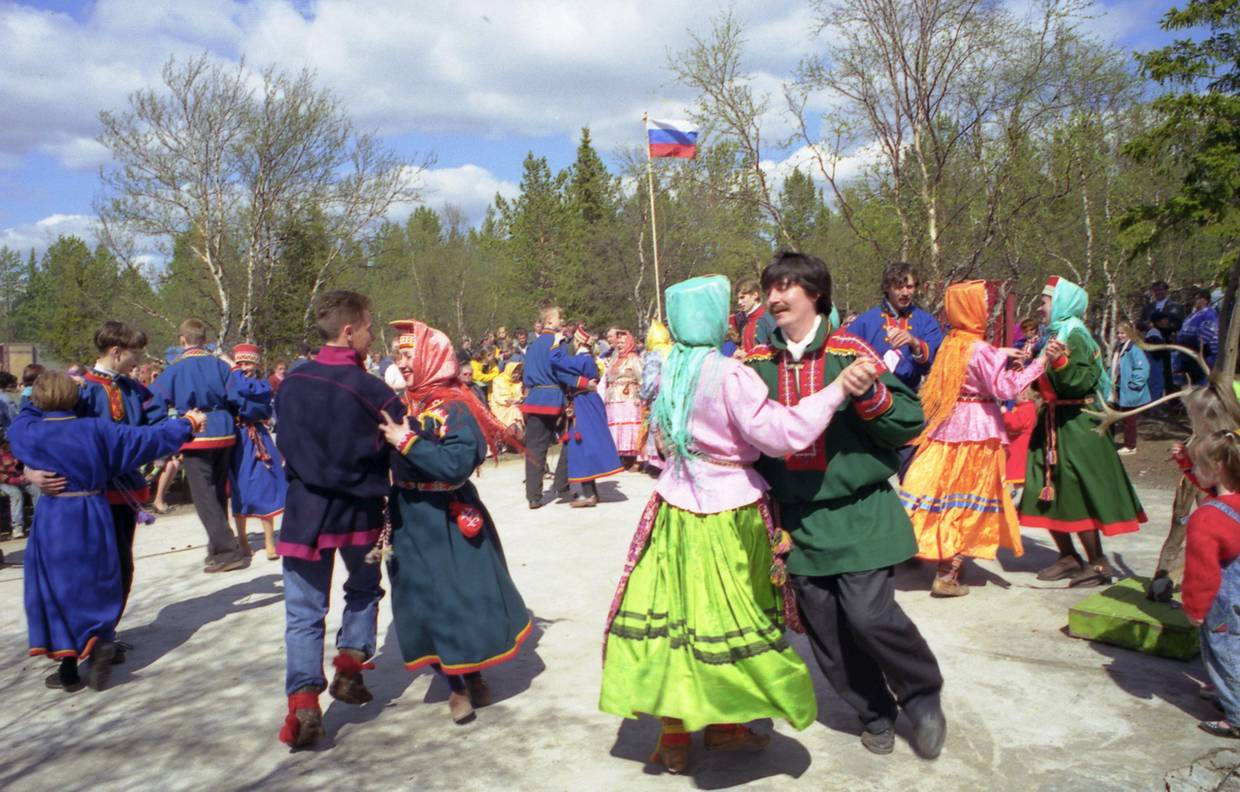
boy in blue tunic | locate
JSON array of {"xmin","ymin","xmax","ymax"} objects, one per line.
[
  {"xmin": 78, "ymin": 320, "xmax": 165, "ymax": 629},
  {"xmin": 521, "ymin": 303, "xmax": 571, "ymax": 509},
  {"xmin": 273, "ymin": 291, "xmax": 405, "ymax": 748},
  {"xmin": 10, "ymin": 372, "xmax": 204, "ymax": 692},
  {"xmin": 148, "ymin": 318, "xmax": 246, "ymax": 572},
  {"xmin": 552, "ymin": 325, "xmax": 623, "ymax": 508},
  {"xmin": 847, "ymin": 262, "xmax": 943, "ymax": 393},
  {"xmin": 227, "ymin": 343, "xmax": 287, "ymax": 561}
]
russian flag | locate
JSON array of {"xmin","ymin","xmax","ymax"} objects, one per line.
[{"xmin": 647, "ymin": 118, "xmax": 698, "ymax": 159}]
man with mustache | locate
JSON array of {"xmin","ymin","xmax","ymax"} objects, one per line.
[{"xmin": 748, "ymin": 251, "xmax": 947, "ymax": 760}]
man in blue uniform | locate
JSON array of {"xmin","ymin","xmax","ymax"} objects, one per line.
[
  {"xmin": 521, "ymin": 303, "xmax": 571, "ymax": 509},
  {"xmin": 149, "ymin": 318, "xmax": 245, "ymax": 573}
]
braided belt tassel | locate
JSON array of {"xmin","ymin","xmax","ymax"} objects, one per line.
[{"xmin": 365, "ymin": 500, "xmax": 394, "ymax": 565}]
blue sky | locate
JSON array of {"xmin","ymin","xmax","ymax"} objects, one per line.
[{"xmin": 0, "ymin": 0, "xmax": 1185, "ymax": 255}]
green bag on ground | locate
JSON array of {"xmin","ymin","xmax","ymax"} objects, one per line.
[{"xmin": 1067, "ymin": 577, "xmax": 1200, "ymax": 660}]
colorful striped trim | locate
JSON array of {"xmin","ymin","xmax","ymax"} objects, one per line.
[
  {"xmin": 899, "ymin": 490, "xmax": 1005, "ymax": 514},
  {"xmin": 1019, "ymin": 511, "xmax": 1147, "ymax": 535},
  {"xmin": 744, "ymin": 345, "xmax": 775, "ymax": 362},
  {"xmin": 519, "ymin": 404, "xmax": 564, "ymax": 416},
  {"xmin": 398, "ymin": 432, "xmax": 419, "ymax": 455},
  {"xmin": 404, "ymin": 619, "xmax": 533, "ymax": 674},
  {"xmin": 181, "ymin": 435, "xmax": 237, "ymax": 451},
  {"xmin": 853, "ymin": 381, "xmax": 893, "ymax": 421},
  {"xmin": 569, "ymin": 465, "xmax": 624, "ymax": 483},
  {"xmin": 825, "ymin": 330, "xmax": 886, "ymax": 371}
]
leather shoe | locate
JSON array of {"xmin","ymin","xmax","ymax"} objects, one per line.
[
  {"xmin": 909, "ymin": 704, "xmax": 947, "ymax": 759},
  {"xmin": 860, "ymin": 727, "xmax": 895, "ymax": 754},
  {"xmin": 569, "ymin": 495, "xmax": 598, "ymax": 508}
]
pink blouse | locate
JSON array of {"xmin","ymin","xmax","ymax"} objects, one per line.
[
  {"xmin": 929, "ymin": 343, "xmax": 1046, "ymax": 444},
  {"xmin": 655, "ymin": 355, "xmax": 846, "ymax": 514}
]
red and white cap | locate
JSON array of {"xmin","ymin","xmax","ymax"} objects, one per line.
[
  {"xmin": 390, "ymin": 319, "xmax": 419, "ymax": 351},
  {"xmin": 574, "ymin": 325, "xmax": 592, "ymax": 347},
  {"xmin": 232, "ymin": 343, "xmax": 260, "ymax": 364},
  {"xmin": 1041, "ymin": 275, "xmax": 1061, "ymax": 298}
]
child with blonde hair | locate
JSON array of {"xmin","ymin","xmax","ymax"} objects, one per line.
[{"xmin": 1183, "ymin": 430, "xmax": 1240, "ymax": 737}]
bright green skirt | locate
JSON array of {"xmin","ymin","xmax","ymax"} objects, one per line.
[{"xmin": 599, "ymin": 502, "xmax": 817, "ymax": 732}]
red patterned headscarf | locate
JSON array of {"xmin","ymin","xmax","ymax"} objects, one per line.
[{"xmin": 390, "ymin": 319, "xmax": 523, "ymax": 459}]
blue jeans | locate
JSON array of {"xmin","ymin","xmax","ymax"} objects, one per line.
[
  {"xmin": 1, "ymin": 482, "xmax": 38, "ymax": 532},
  {"xmin": 283, "ymin": 545, "xmax": 384, "ymax": 695},
  {"xmin": 1201, "ymin": 624, "xmax": 1240, "ymax": 724}
]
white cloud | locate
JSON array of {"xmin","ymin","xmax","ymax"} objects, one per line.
[
  {"xmin": 760, "ymin": 140, "xmax": 886, "ymax": 200},
  {"xmin": 0, "ymin": 213, "xmax": 97, "ymax": 255},
  {"xmin": 413, "ymin": 164, "xmax": 520, "ymax": 223}
]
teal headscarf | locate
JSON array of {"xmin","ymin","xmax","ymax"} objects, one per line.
[
  {"xmin": 654, "ymin": 275, "xmax": 731, "ymax": 461},
  {"xmin": 1048, "ymin": 277, "xmax": 1111, "ymax": 400}
]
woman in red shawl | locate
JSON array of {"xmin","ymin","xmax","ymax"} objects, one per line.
[
  {"xmin": 602, "ymin": 328, "xmax": 644, "ymax": 468},
  {"xmin": 379, "ymin": 320, "xmax": 532, "ymax": 725}
]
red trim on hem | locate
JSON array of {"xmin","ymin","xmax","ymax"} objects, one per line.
[
  {"xmin": 569, "ymin": 466, "xmax": 624, "ymax": 483},
  {"xmin": 276, "ymin": 529, "xmax": 380, "ymax": 561},
  {"xmin": 404, "ymin": 619, "xmax": 533, "ymax": 674},
  {"xmin": 1019, "ymin": 510, "xmax": 1147, "ymax": 536},
  {"xmin": 29, "ymin": 635, "xmax": 99, "ymax": 661},
  {"xmin": 181, "ymin": 436, "xmax": 237, "ymax": 451},
  {"xmin": 853, "ymin": 382, "xmax": 894, "ymax": 421},
  {"xmin": 234, "ymin": 508, "xmax": 284, "ymax": 519},
  {"xmin": 520, "ymin": 404, "xmax": 564, "ymax": 416}
]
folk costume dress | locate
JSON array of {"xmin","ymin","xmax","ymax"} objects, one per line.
[
  {"xmin": 600, "ymin": 276, "xmax": 846, "ymax": 733},
  {"xmin": 1018, "ymin": 277, "xmax": 1147, "ymax": 537},
  {"xmin": 226, "ymin": 365, "xmax": 287, "ymax": 519},
  {"xmin": 601, "ymin": 331, "xmax": 644, "ymax": 457},
  {"xmin": 848, "ymin": 299, "xmax": 944, "ymax": 392},
  {"xmin": 898, "ymin": 281, "xmax": 1047, "ymax": 562},
  {"xmin": 9, "ymin": 409, "xmax": 193, "ymax": 660},
  {"xmin": 386, "ymin": 321, "xmax": 531, "ymax": 677},
  {"xmin": 552, "ymin": 343, "xmax": 623, "ymax": 484}
]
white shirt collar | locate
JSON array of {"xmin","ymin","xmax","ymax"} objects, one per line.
[{"xmin": 784, "ymin": 316, "xmax": 823, "ymax": 363}]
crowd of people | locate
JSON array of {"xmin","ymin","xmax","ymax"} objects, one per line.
[{"xmin": 3, "ymin": 252, "xmax": 1240, "ymax": 770}]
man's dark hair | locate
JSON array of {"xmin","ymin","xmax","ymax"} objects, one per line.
[
  {"xmin": 881, "ymin": 261, "xmax": 920, "ymax": 293},
  {"xmin": 94, "ymin": 320, "xmax": 148, "ymax": 353},
  {"xmin": 736, "ymin": 279, "xmax": 762, "ymax": 298},
  {"xmin": 313, "ymin": 290, "xmax": 372, "ymax": 341},
  {"xmin": 760, "ymin": 251, "xmax": 833, "ymax": 316},
  {"xmin": 1195, "ymin": 289, "xmax": 1212, "ymax": 302},
  {"xmin": 21, "ymin": 363, "xmax": 45, "ymax": 387},
  {"xmin": 1151, "ymin": 280, "xmax": 1169, "ymax": 290},
  {"xmin": 514, "ymin": 327, "xmax": 527, "ymax": 337},
  {"xmin": 0, "ymin": 371, "xmax": 17, "ymax": 390}
]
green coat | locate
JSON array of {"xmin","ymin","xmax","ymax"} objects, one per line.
[
  {"xmin": 1018, "ymin": 331, "xmax": 1145, "ymax": 535},
  {"xmin": 749, "ymin": 318, "xmax": 925, "ymax": 576}
]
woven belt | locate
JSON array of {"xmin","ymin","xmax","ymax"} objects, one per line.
[
  {"xmin": 697, "ymin": 454, "xmax": 747, "ymax": 469},
  {"xmin": 51, "ymin": 490, "xmax": 101, "ymax": 498},
  {"xmin": 956, "ymin": 394, "xmax": 990, "ymax": 403},
  {"xmin": 396, "ymin": 480, "xmax": 465, "ymax": 492}
]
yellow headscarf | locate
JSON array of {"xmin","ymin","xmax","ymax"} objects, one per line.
[
  {"xmin": 646, "ymin": 320, "xmax": 673, "ymax": 355},
  {"xmin": 914, "ymin": 280, "xmax": 988, "ymax": 445}
]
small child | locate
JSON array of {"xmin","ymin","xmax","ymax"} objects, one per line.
[
  {"xmin": 1003, "ymin": 385, "xmax": 1040, "ymax": 502},
  {"xmin": 1182, "ymin": 429, "xmax": 1240, "ymax": 738},
  {"xmin": 1, "ymin": 441, "xmax": 39, "ymax": 537}
]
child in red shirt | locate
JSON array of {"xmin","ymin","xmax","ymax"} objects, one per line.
[
  {"xmin": 1, "ymin": 442, "xmax": 38, "ymax": 537},
  {"xmin": 1003, "ymin": 385, "xmax": 1039, "ymax": 498},
  {"xmin": 1183, "ymin": 430, "xmax": 1240, "ymax": 738}
]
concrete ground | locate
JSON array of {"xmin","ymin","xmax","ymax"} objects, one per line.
[{"xmin": 0, "ymin": 456, "xmax": 1219, "ymax": 791}]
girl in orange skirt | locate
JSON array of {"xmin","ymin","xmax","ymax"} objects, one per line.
[{"xmin": 899, "ymin": 281, "xmax": 1064, "ymax": 596}]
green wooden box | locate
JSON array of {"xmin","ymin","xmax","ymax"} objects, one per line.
[{"xmin": 1067, "ymin": 577, "xmax": 1200, "ymax": 660}]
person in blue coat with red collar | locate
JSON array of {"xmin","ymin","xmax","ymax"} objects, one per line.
[
  {"xmin": 227, "ymin": 343, "xmax": 287, "ymax": 560},
  {"xmin": 552, "ymin": 325, "xmax": 623, "ymax": 508},
  {"xmin": 148, "ymin": 319, "xmax": 246, "ymax": 573},
  {"xmin": 521, "ymin": 303, "xmax": 571, "ymax": 509},
  {"xmin": 76, "ymin": 321, "xmax": 166, "ymax": 626},
  {"xmin": 10, "ymin": 371, "xmax": 204, "ymax": 693},
  {"xmin": 273, "ymin": 290, "xmax": 405, "ymax": 749}
]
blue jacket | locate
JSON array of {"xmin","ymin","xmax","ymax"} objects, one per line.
[
  {"xmin": 78, "ymin": 367, "xmax": 166, "ymax": 503},
  {"xmin": 847, "ymin": 301, "xmax": 943, "ymax": 392},
  {"xmin": 1115, "ymin": 341, "xmax": 1151, "ymax": 408},
  {"xmin": 148, "ymin": 348, "xmax": 237, "ymax": 450},
  {"xmin": 521, "ymin": 332, "xmax": 567, "ymax": 416}
]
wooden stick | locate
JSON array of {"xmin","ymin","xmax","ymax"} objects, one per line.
[{"xmin": 643, "ymin": 112, "xmax": 663, "ymax": 324}]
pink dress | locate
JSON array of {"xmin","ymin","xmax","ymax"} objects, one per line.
[
  {"xmin": 602, "ymin": 354, "xmax": 644, "ymax": 456},
  {"xmin": 899, "ymin": 343, "xmax": 1046, "ymax": 561}
]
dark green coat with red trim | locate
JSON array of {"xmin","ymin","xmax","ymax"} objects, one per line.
[
  {"xmin": 748, "ymin": 317, "xmax": 925, "ymax": 576},
  {"xmin": 1017, "ymin": 330, "xmax": 1146, "ymax": 536}
]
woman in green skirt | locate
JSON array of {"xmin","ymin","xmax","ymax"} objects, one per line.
[
  {"xmin": 599, "ymin": 275, "xmax": 882, "ymax": 772},
  {"xmin": 381, "ymin": 320, "xmax": 532, "ymax": 724}
]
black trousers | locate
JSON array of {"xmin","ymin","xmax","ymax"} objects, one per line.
[
  {"xmin": 111, "ymin": 504, "xmax": 136, "ymax": 618},
  {"xmin": 792, "ymin": 568, "xmax": 943, "ymax": 733},
  {"xmin": 524, "ymin": 413, "xmax": 569, "ymax": 502},
  {"xmin": 182, "ymin": 448, "xmax": 241, "ymax": 564}
]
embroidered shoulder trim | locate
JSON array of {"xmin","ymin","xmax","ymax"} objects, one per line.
[
  {"xmin": 417, "ymin": 404, "xmax": 451, "ymax": 438},
  {"xmin": 825, "ymin": 330, "xmax": 888, "ymax": 373},
  {"xmin": 744, "ymin": 344, "xmax": 775, "ymax": 362}
]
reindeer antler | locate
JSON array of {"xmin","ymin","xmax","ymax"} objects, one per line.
[
  {"xmin": 1085, "ymin": 385, "xmax": 1196, "ymax": 433},
  {"xmin": 1136, "ymin": 340, "xmax": 1211, "ymax": 379}
]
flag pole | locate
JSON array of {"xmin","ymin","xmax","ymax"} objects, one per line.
[{"xmin": 643, "ymin": 112, "xmax": 664, "ymax": 323}]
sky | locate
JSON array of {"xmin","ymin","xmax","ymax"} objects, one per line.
[{"xmin": 0, "ymin": 0, "xmax": 1186, "ymax": 257}]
